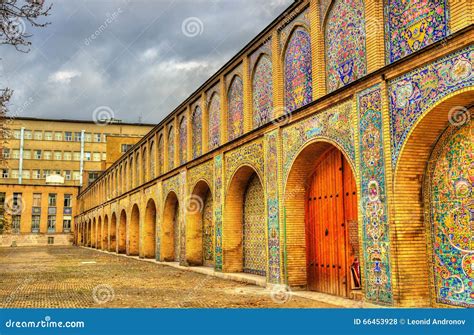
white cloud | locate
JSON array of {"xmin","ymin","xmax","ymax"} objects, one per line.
[{"xmin": 48, "ymin": 70, "xmax": 82, "ymax": 84}]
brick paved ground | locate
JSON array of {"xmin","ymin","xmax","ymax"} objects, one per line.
[{"xmin": 0, "ymin": 246, "xmax": 337, "ymax": 308}]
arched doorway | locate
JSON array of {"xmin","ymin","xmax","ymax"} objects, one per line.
[
  {"xmin": 285, "ymin": 141, "xmax": 359, "ymax": 298},
  {"xmin": 185, "ymin": 180, "xmax": 213, "ymax": 267},
  {"xmin": 143, "ymin": 199, "xmax": 156, "ymax": 258},
  {"xmin": 305, "ymin": 147, "xmax": 358, "ymax": 297},
  {"xmin": 224, "ymin": 166, "xmax": 266, "ymax": 276},
  {"xmin": 87, "ymin": 220, "xmax": 92, "ymax": 247},
  {"xmin": 162, "ymin": 192, "xmax": 180, "ymax": 262},
  {"xmin": 97, "ymin": 216, "xmax": 102, "ymax": 250},
  {"xmin": 92, "ymin": 218, "xmax": 97, "ymax": 248},
  {"xmin": 394, "ymin": 90, "xmax": 473, "ymax": 307},
  {"xmin": 103, "ymin": 215, "xmax": 109, "ymax": 250},
  {"xmin": 426, "ymin": 122, "xmax": 472, "ymax": 307},
  {"xmin": 128, "ymin": 204, "xmax": 140, "ymax": 256},
  {"xmin": 110, "ymin": 212, "xmax": 117, "ymax": 252},
  {"xmin": 118, "ymin": 210, "xmax": 127, "ymax": 253}
]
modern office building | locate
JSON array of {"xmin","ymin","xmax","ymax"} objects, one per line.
[{"xmin": 0, "ymin": 117, "xmax": 153, "ymax": 246}]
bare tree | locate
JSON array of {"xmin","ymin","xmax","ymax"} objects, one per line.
[
  {"xmin": 0, "ymin": 0, "xmax": 51, "ymax": 157},
  {"xmin": 0, "ymin": 1, "xmax": 51, "ymax": 233}
]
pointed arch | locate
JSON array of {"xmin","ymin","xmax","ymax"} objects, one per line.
[
  {"xmin": 128, "ymin": 204, "xmax": 140, "ymax": 256},
  {"xmin": 143, "ymin": 199, "xmax": 157, "ymax": 258},
  {"xmin": 192, "ymin": 105, "xmax": 203, "ymax": 158},
  {"xmin": 325, "ymin": 0, "xmax": 366, "ymax": 92},
  {"xmin": 252, "ymin": 53, "xmax": 273, "ymax": 128},
  {"xmin": 284, "ymin": 26, "xmax": 312, "ymax": 112},
  {"xmin": 208, "ymin": 92, "xmax": 220, "ymax": 150},
  {"xmin": 227, "ymin": 75, "xmax": 244, "ymax": 140}
]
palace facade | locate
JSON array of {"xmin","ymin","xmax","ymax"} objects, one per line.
[{"xmin": 75, "ymin": 0, "xmax": 473, "ymax": 308}]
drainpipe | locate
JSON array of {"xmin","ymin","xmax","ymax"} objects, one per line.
[
  {"xmin": 79, "ymin": 129, "xmax": 85, "ymax": 187},
  {"xmin": 18, "ymin": 127, "xmax": 24, "ymax": 184}
]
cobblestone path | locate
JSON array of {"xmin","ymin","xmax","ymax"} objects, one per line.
[{"xmin": 0, "ymin": 246, "xmax": 337, "ymax": 308}]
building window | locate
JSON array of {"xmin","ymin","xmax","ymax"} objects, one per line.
[
  {"xmin": 43, "ymin": 170, "xmax": 51, "ymax": 178},
  {"xmin": 12, "ymin": 150, "xmax": 20, "ymax": 159},
  {"xmin": 33, "ymin": 169, "xmax": 41, "ymax": 179},
  {"xmin": 73, "ymin": 152, "xmax": 81, "ymax": 161},
  {"xmin": 73, "ymin": 171, "xmax": 81, "ymax": 180},
  {"xmin": 43, "ymin": 151, "xmax": 52, "ymax": 160},
  {"xmin": 64, "ymin": 170, "xmax": 71, "ymax": 180},
  {"xmin": 22, "ymin": 170, "xmax": 30, "ymax": 179},
  {"xmin": 34, "ymin": 131, "xmax": 42, "ymax": 140},
  {"xmin": 44, "ymin": 131, "xmax": 53, "ymax": 140},
  {"xmin": 92, "ymin": 152, "xmax": 101, "ymax": 161},
  {"xmin": 102, "ymin": 153, "xmax": 106, "ymax": 160},
  {"xmin": 84, "ymin": 133, "xmax": 92, "ymax": 142},
  {"xmin": 12, "ymin": 215, "xmax": 21, "ymax": 233},
  {"xmin": 63, "ymin": 152, "xmax": 72, "ymax": 160},
  {"xmin": 94, "ymin": 133, "xmax": 102, "ymax": 142},
  {"xmin": 54, "ymin": 151, "xmax": 62, "ymax": 160},
  {"xmin": 64, "ymin": 194, "xmax": 72, "ymax": 207},
  {"xmin": 88, "ymin": 172, "xmax": 99, "ymax": 183},
  {"xmin": 33, "ymin": 193, "xmax": 42, "ymax": 207},
  {"xmin": 121, "ymin": 144, "xmax": 133, "ymax": 153},
  {"xmin": 84, "ymin": 152, "xmax": 91, "ymax": 161},
  {"xmin": 11, "ymin": 170, "xmax": 19, "ymax": 178},
  {"xmin": 47, "ymin": 215, "xmax": 56, "ymax": 232},
  {"xmin": 53, "ymin": 170, "xmax": 61, "ymax": 176},
  {"xmin": 23, "ymin": 150, "xmax": 31, "ymax": 159},
  {"xmin": 2, "ymin": 148, "xmax": 10, "ymax": 158},
  {"xmin": 34, "ymin": 150, "xmax": 42, "ymax": 159},
  {"xmin": 24, "ymin": 130, "xmax": 32, "ymax": 139},
  {"xmin": 32, "ymin": 215, "xmax": 40, "ymax": 233},
  {"xmin": 65, "ymin": 132, "xmax": 72, "ymax": 141},
  {"xmin": 48, "ymin": 193, "xmax": 56, "ymax": 207},
  {"xmin": 63, "ymin": 218, "xmax": 71, "ymax": 232},
  {"xmin": 74, "ymin": 132, "xmax": 82, "ymax": 142},
  {"xmin": 2, "ymin": 169, "xmax": 9, "ymax": 178},
  {"xmin": 54, "ymin": 132, "xmax": 62, "ymax": 141},
  {"xmin": 13, "ymin": 130, "xmax": 21, "ymax": 139}
]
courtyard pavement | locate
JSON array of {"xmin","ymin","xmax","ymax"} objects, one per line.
[{"xmin": 0, "ymin": 246, "xmax": 337, "ymax": 308}]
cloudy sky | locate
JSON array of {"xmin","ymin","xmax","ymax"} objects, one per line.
[{"xmin": 2, "ymin": 0, "xmax": 292, "ymax": 124}]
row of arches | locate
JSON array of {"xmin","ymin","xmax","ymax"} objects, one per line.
[
  {"xmin": 76, "ymin": 142, "xmax": 360, "ymax": 300},
  {"xmin": 76, "ymin": 89, "xmax": 473, "ymax": 307}
]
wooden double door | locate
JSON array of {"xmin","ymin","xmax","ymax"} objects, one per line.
[{"xmin": 305, "ymin": 147, "xmax": 358, "ymax": 297}]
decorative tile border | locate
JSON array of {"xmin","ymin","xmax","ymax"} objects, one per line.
[
  {"xmin": 213, "ymin": 154, "xmax": 224, "ymax": 271},
  {"xmin": 264, "ymin": 130, "xmax": 281, "ymax": 284},
  {"xmin": 282, "ymin": 100, "xmax": 355, "ymax": 182},
  {"xmin": 389, "ymin": 46, "xmax": 474, "ymax": 168},
  {"xmin": 224, "ymin": 139, "xmax": 264, "ymax": 190},
  {"xmin": 357, "ymin": 85, "xmax": 393, "ymax": 305}
]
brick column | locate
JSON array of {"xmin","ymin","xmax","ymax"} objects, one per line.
[
  {"xmin": 219, "ymin": 76, "xmax": 227, "ymax": 144},
  {"xmin": 365, "ymin": 0, "xmax": 385, "ymax": 74},
  {"xmin": 309, "ymin": 0, "xmax": 325, "ymax": 99},
  {"xmin": 271, "ymin": 30, "xmax": 284, "ymax": 117},
  {"xmin": 242, "ymin": 57, "xmax": 252, "ymax": 133}
]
